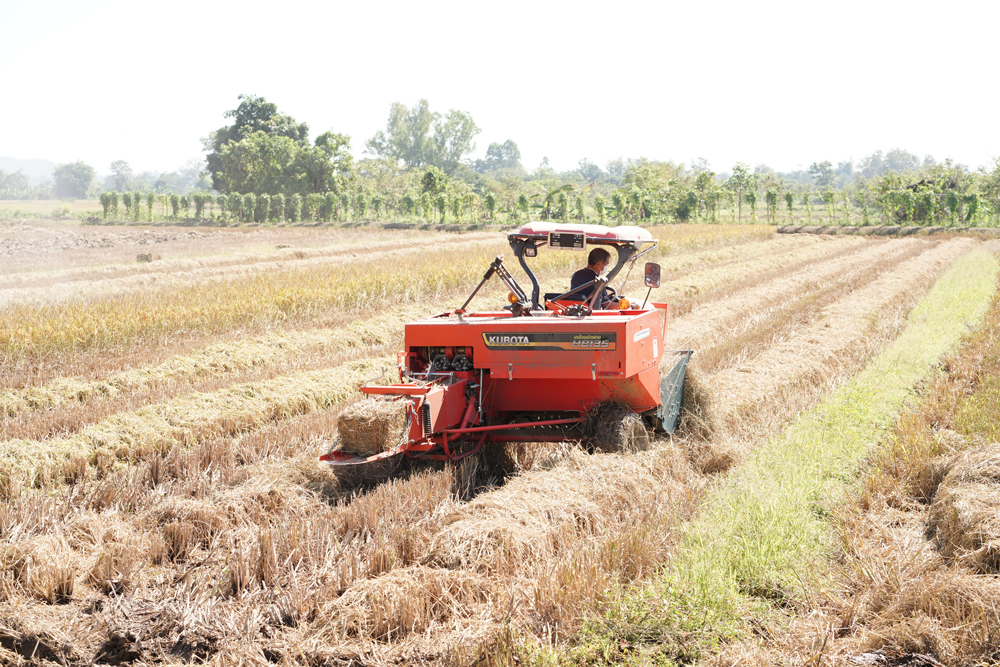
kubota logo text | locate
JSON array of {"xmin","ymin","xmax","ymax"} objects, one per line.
[
  {"xmin": 482, "ymin": 331, "xmax": 616, "ymax": 351},
  {"xmin": 486, "ymin": 335, "xmax": 529, "ymax": 345}
]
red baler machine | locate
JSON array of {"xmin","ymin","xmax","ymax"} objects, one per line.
[{"xmin": 321, "ymin": 222, "xmax": 692, "ymax": 466}]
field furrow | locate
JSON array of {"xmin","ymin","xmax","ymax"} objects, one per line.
[
  {"xmin": 0, "ymin": 229, "xmax": 485, "ymax": 291},
  {"xmin": 0, "ymin": 304, "xmax": 429, "ymax": 421},
  {"xmin": 693, "ymin": 239, "xmax": 929, "ymax": 373},
  {"xmin": 664, "ymin": 237, "xmax": 908, "ymax": 350},
  {"xmin": 0, "ymin": 235, "xmax": 504, "ymax": 307},
  {"xmin": 0, "ymin": 356, "xmax": 392, "ymax": 489},
  {"xmin": 710, "ymin": 237, "xmax": 977, "ymax": 439}
]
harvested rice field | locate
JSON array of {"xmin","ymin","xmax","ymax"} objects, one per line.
[{"xmin": 2, "ymin": 218, "xmax": 999, "ymax": 666}]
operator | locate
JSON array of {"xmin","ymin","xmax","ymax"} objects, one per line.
[{"xmin": 570, "ymin": 248, "xmax": 615, "ymax": 309}]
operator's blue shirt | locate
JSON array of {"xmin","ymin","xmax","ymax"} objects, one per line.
[{"xmin": 570, "ymin": 267, "xmax": 610, "ymax": 305}]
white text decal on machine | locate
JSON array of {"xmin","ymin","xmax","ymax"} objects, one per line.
[{"xmin": 482, "ymin": 332, "xmax": 617, "ymax": 351}]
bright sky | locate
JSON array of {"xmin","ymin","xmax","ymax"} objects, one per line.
[{"xmin": 2, "ymin": 0, "xmax": 997, "ymax": 177}]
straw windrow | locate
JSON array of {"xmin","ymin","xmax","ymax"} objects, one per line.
[{"xmin": 0, "ymin": 356, "xmax": 393, "ymax": 488}]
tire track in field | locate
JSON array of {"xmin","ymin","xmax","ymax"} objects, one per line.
[
  {"xmin": 708, "ymin": 237, "xmax": 977, "ymax": 440},
  {"xmin": 665, "ymin": 238, "xmax": 924, "ymax": 355},
  {"xmin": 652, "ymin": 236, "xmax": 870, "ymax": 313},
  {"xmin": 654, "ymin": 234, "xmax": 829, "ymax": 283}
]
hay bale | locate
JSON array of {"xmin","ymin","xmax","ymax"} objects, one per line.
[
  {"xmin": 336, "ymin": 399, "xmax": 409, "ymax": 456},
  {"xmin": 135, "ymin": 253, "xmax": 161, "ymax": 263},
  {"xmin": 929, "ymin": 443, "xmax": 1000, "ymax": 572}
]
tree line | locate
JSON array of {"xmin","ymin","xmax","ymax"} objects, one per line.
[
  {"xmin": 11, "ymin": 93, "xmax": 1000, "ymax": 228},
  {"xmin": 92, "ymin": 155, "xmax": 1000, "ymax": 228}
]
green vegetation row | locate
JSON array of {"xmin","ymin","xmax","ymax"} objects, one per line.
[
  {"xmin": 86, "ymin": 176, "xmax": 998, "ymax": 230},
  {"xmin": 567, "ymin": 249, "xmax": 1000, "ymax": 664}
]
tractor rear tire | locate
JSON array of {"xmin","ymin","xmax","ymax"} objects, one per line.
[{"xmin": 586, "ymin": 405, "xmax": 652, "ymax": 454}]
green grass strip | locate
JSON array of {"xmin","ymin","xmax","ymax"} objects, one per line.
[
  {"xmin": 571, "ymin": 249, "xmax": 1000, "ymax": 665},
  {"xmin": 681, "ymin": 248, "xmax": 999, "ymax": 605}
]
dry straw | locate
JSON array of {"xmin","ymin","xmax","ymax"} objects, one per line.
[
  {"xmin": 929, "ymin": 442, "xmax": 1000, "ymax": 572},
  {"xmin": 0, "ymin": 356, "xmax": 393, "ymax": 490},
  {"xmin": 336, "ymin": 399, "xmax": 410, "ymax": 456}
]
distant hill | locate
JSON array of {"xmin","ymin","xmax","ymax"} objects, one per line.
[{"xmin": 0, "ymin": 156, "xmax": 58, "ymax": 185}]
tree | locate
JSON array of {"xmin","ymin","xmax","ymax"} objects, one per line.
[
  {"xmin": 109, "ymin": 160, "xmax": 134, "ymax": 191},
  {"xmin": 594, "ymin": 194, "xmax": 606, "ymax": 224},
  {"xmin": 52, "ymin": 162, "xmax": 95, "ymax": 198},
  {"xmin": 203, "ymin": 94, "xmax": 354, "ymax": 195},
  {"xmin": 684, "ymin": 190, "xmax": 699, "ymax": 222},
  {"xmin": 516, "ymin": 194, "xmax": 530, "ymax": 220},
  {"xmin": 193, "ymin": 192, "xmax": 209, "ymax": 219},
  {"xmin": 765, "ymin": 189, "xmax": 779, "ymax": 223},
  {"xmin": 313, "ymin": 132, "xmax": 353, "ymax": 183},
  {"xmin": 557, "ymin": 192, "xmax": 569, "ymax": 220},
  {"xmin": 605, "ymin": 158, "xmax": 625, "ymax": 184},
  {"xmin": 724, "ymin": 162, "xmax": 757, "ymax": 222},
  {"xmin": 611, "ymin": 191, "xmax": 625, "ymax": 222},
  {"xmin": 433, "ymin": 109, "xmax": 480, "ymax": 175},
  {"xmin": 270, "ymin": 194, "xmax": 284, "ymax": 222},
  {"xmin": 484, "ymin": 191, "xmax": 497, "ymax": 220},
  {"xmin": 421, "ymin": 166, "xmax": 449, "ymax": 197},
  {"xmin": 809, "ymin": 161, "xmax": 835, "ymax": 187},
  {"xmin": 216, "ymin": 131, "xmax": 299, "ymax": 195},
  {"xmin": 821, "ymin": 190, "xmax": 836, "ymax": 222},
  {"xmin": 745, "ymin": 190, "xmax": 758, "ymax": 220},
  {"xmin": 366, "ymin": 99, "xmax": 435, "ymax": 170},
  {"xmin": 858, "ymin": 149, "xmax": 921, "ymax": 178},
  {"xmin": 304, "ymin": 193, "xmax": 324, "ymax": 221},
  {"xmin": 0, "ymin": 170, "xmax": 33, "ymax": 199},
  {"xmin": 323, "ymin": 192, "xmax": 337, "ymax": 222},
  {"xmin": 296, "ymin": 143, "xmax": 347, "ymax": 195},
  {"xmin": 288, "ymin": 194, "xmax": 302, "ymax": 222},
  {"xmin": 239, "ymin": 193, "xmax": 254, "ymax": 222},
  {"xmin": 534, "ymin": 183, "xmax": 575, "ymax": 220},
  {"xmin": 693, "ymin": 169, "xmax": 715, "ymax": 218},
  {"xmin": 99, "ymin": 192, "xmax": 112, "ymax": 219},
  {"xmin": 205, "ymin": 94, "xmax": 308, "ymax": 191},
  {"xmin": 435, "ymin": 194, "xmax": 447, "ymax": 223},
  {"xmin": 475, "ymin": 140, "xmax": 521, "ymax": 173},
  {"xmin": 354, "ymin": 192, "xmax": 367, "ymax": 219},
  {"xmin": 401, "ymin": 193, "xmax": 415, "ymax": 218},
  {"xmin": 576, "ymin": 159, "xmax": 604, "ymax": 183},
  {"xmin": 365, "ymin": 99, "xmax": 480, "ymax": 175}
]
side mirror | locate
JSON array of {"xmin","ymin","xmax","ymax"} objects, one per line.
[{"xmin": 644, "ymin": 262, "xmax": 661, "ymax": 288}]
